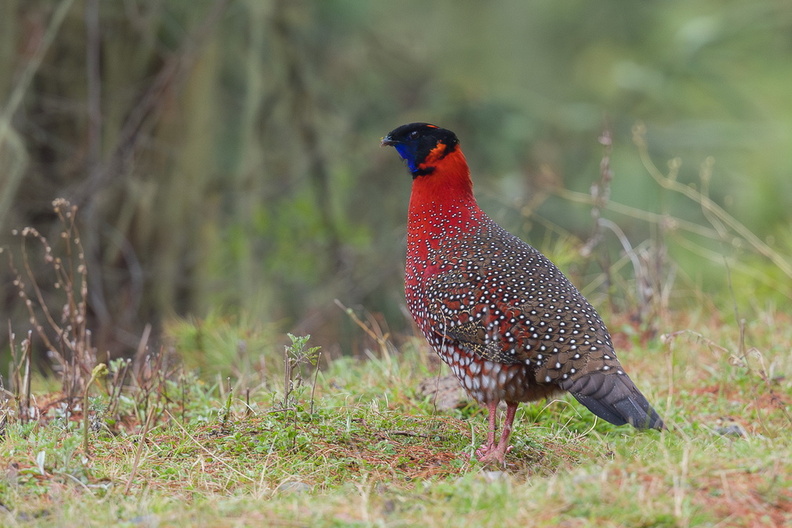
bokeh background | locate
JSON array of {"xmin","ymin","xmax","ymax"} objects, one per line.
[{"xmin": 1, "ymin": 0, "xmax": 790, "ymax": 365}]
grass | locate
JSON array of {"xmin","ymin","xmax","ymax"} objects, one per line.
[
  {"xmin": 1, "ymin": 307, "xmax": 790, "ymax": 527},
  {"xmin": 1, "ymin": 196, "xmax": 790, "ymax": 527}
]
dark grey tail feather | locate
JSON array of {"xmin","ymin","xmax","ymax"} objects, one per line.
[{"xmin": 559, "ymin": 371, "xmax": 665, "ymax": 430}]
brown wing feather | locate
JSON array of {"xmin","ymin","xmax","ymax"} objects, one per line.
[{"xmin": 423, "ymin": 223, "xmax": 626, "ymax": 385}]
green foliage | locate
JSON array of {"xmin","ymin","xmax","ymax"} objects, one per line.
[{"xmin": 2, "ymin": 1, "xmax": 791, "ymax": 352}]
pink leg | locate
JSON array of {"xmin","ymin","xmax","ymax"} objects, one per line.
[
  {"xmin": 474, "ymin": 400, "xmax": 499, "ymax": 459},
  {"xmin": 477, "ymin": 402, "xmax": 519, "ymax": 464}
]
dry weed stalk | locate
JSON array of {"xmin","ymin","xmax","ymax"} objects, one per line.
[
  {"xmin": 8, "ymin": 198, "xmax": 97, "ymax": 403},
  {"xmin": 580, "ymin": 127, "xmax": 675, "ymax": 327},
  {"xmin": 6, "ymin": 327, "xmax": 33, "ymax": 422}
]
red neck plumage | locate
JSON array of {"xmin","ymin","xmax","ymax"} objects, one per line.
[
  {"xmin": 408, "ymin": 148, "xmax": 475, "ymax": 209},
  {"xmin": 406, "ymin": 148, "xmax": 484, "ymax": 260}
]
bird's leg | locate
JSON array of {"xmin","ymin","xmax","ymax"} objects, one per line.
[
  {"xmin": 474, "ymin": 400, "xmax": 499, "ymax": 459},
  {"xmin": 477, "ymin": 402, "xmax": 518, "ymax": 465},
  {"xmin": 496, "ymin": 402, "xmax": 518, "ymax": 455}
]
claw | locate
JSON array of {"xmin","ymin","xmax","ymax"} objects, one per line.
[
  {"xmin": 476, "ymin": 443, "xmax": 512, "ymax": 465},
  {"xmin": 474, "ymin": 441, "xmax": 496, "ymax": 460}
]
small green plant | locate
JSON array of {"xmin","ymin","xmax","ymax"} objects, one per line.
[{"xmin": 282, "ymin": 333, "xmax": 322, "ymax": 413}]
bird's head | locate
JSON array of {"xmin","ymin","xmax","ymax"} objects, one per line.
[{"xmin": 382, "ymin": 123, "xmax": 460, "ymax": 178}]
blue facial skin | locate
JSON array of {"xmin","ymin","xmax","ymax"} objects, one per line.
[{"xmin": 393, "ymin": 143, "xmax": 418, "ymax": 173}]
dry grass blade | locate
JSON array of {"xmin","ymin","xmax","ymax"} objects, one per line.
[
  {"xmin": 124, "ymin": 405, "xmax": 157, "ymax": 495},
  {"xmin": 335, "ymin": 299, "xmax": 395, "ymax": 361},
  {"xmin": 633, "ymin": 123, "xmax": 792, "ymax": 281}
]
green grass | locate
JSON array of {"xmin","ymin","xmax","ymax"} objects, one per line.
[{"xmin": 1, "ymin": 310, "xmax": 791, "ymax": 527}]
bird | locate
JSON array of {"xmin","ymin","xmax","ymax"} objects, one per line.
[{"xmin": 382, "ymin": 122, "xmax": 665, "ymax": 464}]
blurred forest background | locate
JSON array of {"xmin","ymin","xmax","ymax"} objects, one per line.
[{"xmin": 1, "ymin": 0, "xmax": 791, "ymax": 367}]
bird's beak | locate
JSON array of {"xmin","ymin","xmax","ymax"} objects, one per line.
[{"xmin": 381, "ymin": 136, "xmax": 396, "ymax": 147}]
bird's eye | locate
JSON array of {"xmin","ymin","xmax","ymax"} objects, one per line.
[{"xmin": 409, "ymin": 131, "xmax": 419, "ymax": 139}]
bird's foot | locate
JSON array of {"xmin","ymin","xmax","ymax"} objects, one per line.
[
  {"xmin": 474, "ymin": 442, "xmax": 495, "ymax": 460},
  {"xmin": 475, "ymin": 443, "xmax": 513, "ymax": 465}
]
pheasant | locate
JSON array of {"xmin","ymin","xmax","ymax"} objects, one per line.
[{"xmin": 382, "ymin": 122, "xmax": 665, "ymax": 464}]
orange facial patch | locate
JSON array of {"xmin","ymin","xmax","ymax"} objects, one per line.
[{"xmin": 418, "ymin": 142, "xmax": 448, "ymax": 169}]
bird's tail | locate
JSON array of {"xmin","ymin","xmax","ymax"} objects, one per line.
[{"xmin": 559, "ymin": 371, "xmax": 666, "ymax": 430}]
